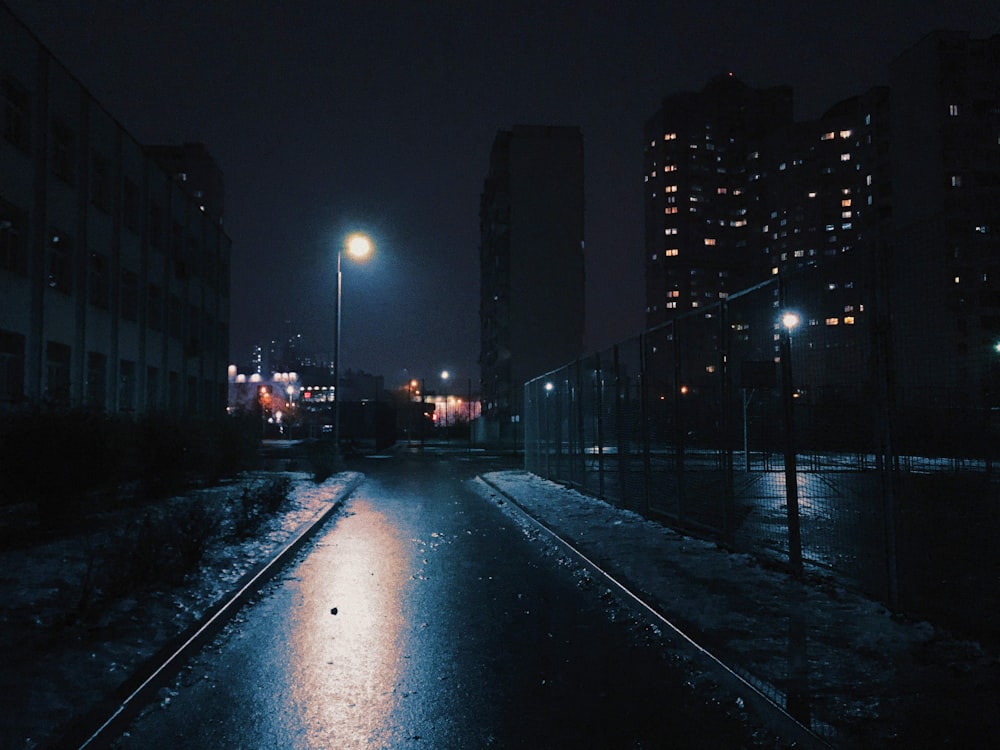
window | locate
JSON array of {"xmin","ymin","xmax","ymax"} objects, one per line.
[
  {"xmin": 704, "ymin": 238, "xmax": 716, "ymax": 246},
  {"xmin": 951, "ymin": 175, "xmax": 963, "ymax": 187},
  {"xmin": 664, "ymin": 227, "xmax": 678, "ymax": 235},
  {"xmin": 665, "ymin": 185, "xmax": 678, "ymax": 193},
  {"xmin": 48, "ymin": 231, "xmax": 73, "ymax": 294},
  {"xmin": 91, "ymin": 153, "xmax": 110, "ymax": 211},
  {"xmin": 88, "ymin": 252, "xmax": 109, "ymax": 309},
  {"xmin": 45, "ymin": 340, "xmax": 71, "ymax": 405},
  {"xmin": 121, "ymin": 270, "xmax": 139, "ymax": 321},
  {"xmin": 51, "ymin": 119, "xmax": 75, "ymax": 184},
  {"xmin": 664, "ymin": 206, "xmax": 678, "ymax": 215},
  {"xmin": 0, "ymin": 329, "xmax": 26, "ymax": 405},
  {"xmin": 1, "ymin": 75, "xmax": 30, "ymax": 152},
  {"xmin": 0, "ymin": 200, "xmax": 27, "ymax": 275},
  {"xmin": 149, "ymin": 202, "xmax": 162, "ymax": 248},
  {"xmin": 148, "ymin": 284, "xmax": 163, "ymax": 331},
  {"xmin": 949, "ymin": 104, "xmax": 959, "ymax": 116},
  {"xmin": 123, "ymin": 178, "xmax": 141, "ymax": 232},
  {"xmin": 664, "ymin": 132, "xmax": 677, "ymax": 140},
  {"xmin": 665, "ymin": 248, "xmax": 679, "ymax": 257},
  {"xmin": 146, "ymin": 366, "xmax": 159, "ymax": 410},
  {"xmin": 825, "ymin": 318, "xmax": 840, "ymax": 326},
  {"xmin": 840, "ymin": 153, "xmax": 851, "ymax": 161},
  {"xmin": 86, "ymin": 351, "xmax": 106, "ymax": 408},
  {"xmin": 119, "ymin": 359, "xmax": 136, "ymax": 411}
]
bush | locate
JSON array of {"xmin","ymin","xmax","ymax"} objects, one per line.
[
  {"xmin": 230, "ymin": 476, "xmax": 292, "ymax": 539},
  {"xmin": 305, "ymin": 439, "xmax": 337, "ymax": 483}
]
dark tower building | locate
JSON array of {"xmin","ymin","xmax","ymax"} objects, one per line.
[
  {"xmin": 886, "ymin": 31, "xmax": 1000, "ymax": 408},
  {"xmin": 479, "ymin": 125, "xmax": 585, "ymax": 446}
]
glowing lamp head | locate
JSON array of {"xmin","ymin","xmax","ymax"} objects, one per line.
[
  {"xmin": 781, "ymin": 311, "xmax": 801, "ymax": 331},
  {"xmin": 344, "ymin": 232, "xmax": 373, "ymax": 261}
]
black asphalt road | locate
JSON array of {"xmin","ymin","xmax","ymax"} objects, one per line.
[{"xmin": 110, "ymin": 448, "xmax": 778, "ymax": 749}]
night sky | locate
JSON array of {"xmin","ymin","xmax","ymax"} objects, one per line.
[{"xmin": 6, "ymin": 1, "xmax": 997, "ymax": 388}]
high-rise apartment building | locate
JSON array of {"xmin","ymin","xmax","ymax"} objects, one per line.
[
  {"xmin": 0, "ymin": 5, "xmax": 231, "ymax": 415},
  {"xmin": 887, "ymin": 31, "xmax": 1000, "ymax": 403},
  {"xmin": 642, "ymin": 75, "xmax": 793, "ymax": 329},
  {"xmin": 480, "ymin": 125, "xmax": 585, "ymax": 444}
]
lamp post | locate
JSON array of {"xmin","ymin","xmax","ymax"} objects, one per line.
[
  {"xmin": 780, "ymin": 310, "xmax": 803, "ymax": 577},
  {"xmin": 440, "ymin": 370, "xmax": 450, "ymax": 444},
  {"xmin": 333, "ymin": 232, "xmax": 373, "ymax": 458}
]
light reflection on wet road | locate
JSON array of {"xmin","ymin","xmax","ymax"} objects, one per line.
[{"xmin": 112, "ymin": 451, "xmax": 769, "ymax": 748}]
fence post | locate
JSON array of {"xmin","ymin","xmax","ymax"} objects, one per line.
[
  {"xmin": 721, "ymin": 300, "xmax": 736, "ymax": 547},
  {"xmin": 639, "ymin": 332, "xmax": 652, "ymax": 516},
  {"xmin": 595, "ymin": 352, "xmax": 606, "ymax": 500},
  {"xmin": 673, "ymin": 321, "xmax": 687, "ymax": 522},
  {"xmin": 614, "ymin": 345, "xmax": 628, "ymax": 507}
]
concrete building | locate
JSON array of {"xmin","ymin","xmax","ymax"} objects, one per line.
[
  {"xmin": 886, "ymin": 31, "xmax": 1000, "ymax": 412},
  {"xmin": 479, "ymin": 125, "xmax": 585, "ymax": 444},
  {"xmin": 0, "ymin": 4, "xmax": 231, "ymax": 415}
]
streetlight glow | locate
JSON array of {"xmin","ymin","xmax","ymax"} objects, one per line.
[
  {"xmin": 345, "ymin": 232, "xmax": 374, "ymax": 261},
  {"xmin": 781, "ymin": 311, "xmax": 801, "ymax": 331}
]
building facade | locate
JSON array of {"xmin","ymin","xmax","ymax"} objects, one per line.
[
  {"xmin": 0, "ymin": 5, "xmax": 231, "ymax": 416},
  {"xmin": 480, "ymin": 125, "xmax": 585, "ymax": 443}
]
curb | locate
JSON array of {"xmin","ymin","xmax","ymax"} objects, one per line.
[
  {"xmin": 54, "ymin": 473, "xmax": 365, "ymax": 750},
  {"xmin": 475, "ymin": 474, "xmax": 831, "ymax": 750}
]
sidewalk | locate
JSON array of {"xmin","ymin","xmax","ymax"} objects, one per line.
[{"xmin": 477, "ymin": 470, "xmax": 1000, "ymax": 748}]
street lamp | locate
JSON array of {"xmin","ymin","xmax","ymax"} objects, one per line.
[
  {"xmin": 333, "ymin": 232, "xmax": 373, "ymax": 458},
  {"xmin": 780, "ymin": 309, "xmax": 803, "ymax": 577},
  {"xmin": 440, "ymin": 370, "xmax": 450, "ymax": 441}
]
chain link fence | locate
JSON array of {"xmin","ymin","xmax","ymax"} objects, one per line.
[{"xmin": 525, "ymin": 275, "xmax": 1000, "ymax": 641}]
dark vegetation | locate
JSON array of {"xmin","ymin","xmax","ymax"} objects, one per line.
[{"xmin": 0, "ymin": 410, "xmax": 298, "ymax": 626}]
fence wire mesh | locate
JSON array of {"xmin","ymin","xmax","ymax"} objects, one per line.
[{"xmin": 525, "ymin": 275, "xmax": 1000, "ymax": 640}]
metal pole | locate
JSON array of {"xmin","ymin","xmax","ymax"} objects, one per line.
[
  {"xmin": 333, "ymin": 248, "xmax": 342, "ymax": 460},
  {"xmin": 781, "ymin": 326, "xmax": 804, "ymax": 577}
]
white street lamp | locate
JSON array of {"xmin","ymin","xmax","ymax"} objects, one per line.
[{"xmin": 334, "ymin": 232, "xmax": 373, "ymax": 457}]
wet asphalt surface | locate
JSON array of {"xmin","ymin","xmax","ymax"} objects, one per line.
[{"xmin": 110, "ymin": 448, "xmax": 779, "ymax": 749}]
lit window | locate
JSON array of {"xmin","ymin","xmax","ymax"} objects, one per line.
[
  {"xmin": 664, "ymin": 132, "xmax": 677, "ymax": 140},
  {"xmin": 666, "ymin": 301, "xmax": 677, "ymax": 308},
  {"xmin": 826, "ymin": 318, "xmax": 839, "ymax": 326},
  {"xmin": 793, "ymin": 250, "xmax": 804, "ymax": 257},
  {"xmin": 706, "ymin": 365, "xmax": 716, "ymax": 374},
  {"xmin": 844, "ymin": 305, "xmax": 854, "ymax": 312},
  {"xmin": 949, "ymin": 104, "xmax": 959, "ymax": 116},
  {"xmin": 665, "ymin": 164, "xmax": 677, "ymax": 172},
  {"xmin": 951, "ymin": 175, "xmax": 962, "ymax": 187},
  {"xmin": 841, "ymin": 199, "xmax": 852, "ymax": 207},
  {"xmin": 669, "ymin": 290, "xmax": 680, "ymax": 297},
  {"xmin": 841, "ymin": 153, "xmax": 851, "ymax": 161},
  {"xmin": 665, "ymin": 207, "xmax": 678, "ymax": 214},
  {"xmin": 665, "ymin": 248, "xmax": 679, "ymax": 256},
  {"xmin": 704, "ymin": 238, "xmax": 716, "ymax": 246},
  {"xmin": 717, "ymin": 187, "xmax": 727, "ymax": 194},
  {"xmin": 665, "ymin": 185, "xmax": 678, "ymax": 193},
  {"xmin": 771, "ymin": 267, "xmax": 779, "ymax": 275},
  {"xmin": 691, "ymin": 301, "xmax": 699, "ymax": 308},
  {"xmin": 844, "ymin": 316, "xmax": 855, "ymax": 325},
  {"xmin": 665, "ymin": 227, "xmax": 678, "ymax": 235},
  {"xmin": 651, "ymin": 253, "xmax": 658, "ymax": 261},
  {"xmin": 821, "ymin": 132, "xmax": 835, "ymax": 141},
  {"xmin": 839, "ymin": 129, "xmax": 852, "ymax": 138},
  {"xmin": 842, "ymin": 211, "xmax": 852, "ymax": 219},
  {"xmin": 807, "ymin": 191, "xmax": 817, "ymax": 198},
  {"xmin": 955, "ymin": 276, "xmax": 961, "ymax": 284},
  {"xmin": 651, "ymin": 171, "xmax": 657, "ymax": 178}
]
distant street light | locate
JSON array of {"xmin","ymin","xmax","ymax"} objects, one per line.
[{"xmin": 334, "ymin": 232, "xmax": 374, "ymax": 458}]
